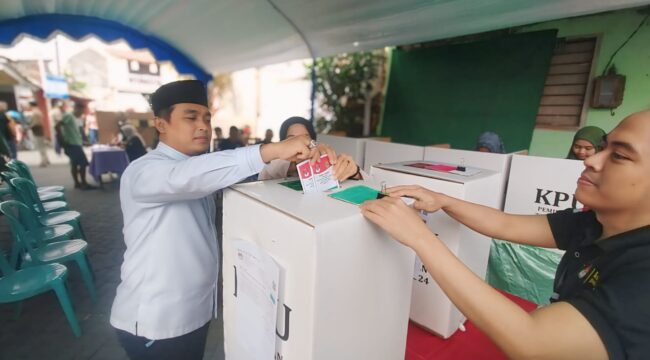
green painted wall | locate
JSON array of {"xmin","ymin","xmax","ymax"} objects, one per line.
[{"xmin": 523, "ymin": 9, "xmax": 650, "ymax": 158}]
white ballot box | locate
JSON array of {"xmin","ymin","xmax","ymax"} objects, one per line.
[
  {"xmin": 424, "ymin": 147, "xmax": 513, "ymax": 209},
  {"xmin": 504, "ymin": 154, "xmax": 584, "ymax": 215},
  {"xmin": 222, "ymin": 179, "xmax": 415, "ymax": 360},
  {"xmin": 318, "ymin": 134, "xmax": 367, "ymax": 169},
  {"xmin": 370, "ymin": 161, "xmax": 503, "ymax": 338},
  {"xmin": 363, "ymin": 140, "xmax": 425, "ymax": 173}
]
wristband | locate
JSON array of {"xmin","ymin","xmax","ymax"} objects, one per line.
[{"xmin": 351, "ymin": 164, "xmax": 361, "ymax": 180}]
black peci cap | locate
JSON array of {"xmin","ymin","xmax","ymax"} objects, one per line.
[{"xmin": 150, "ymin": 80, "xmax": 208, "ymax": 116}]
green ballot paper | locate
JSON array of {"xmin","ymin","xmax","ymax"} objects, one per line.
[
  {"xmin": 279, "ymin": 179, "xmax": 303, "ymax": 191},
  {"xmin": 329, "ymin": 185, "xmax": 381, "ymax": 205}
]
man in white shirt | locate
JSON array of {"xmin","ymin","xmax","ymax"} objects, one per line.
[{"xmin": 110, "ymin": 80, "xmax": 332, "ymax": 359}]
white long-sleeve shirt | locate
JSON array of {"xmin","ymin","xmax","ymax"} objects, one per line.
[{"xmin": 110, "ymin": 141, "xmax": 265, "ymax": 340}]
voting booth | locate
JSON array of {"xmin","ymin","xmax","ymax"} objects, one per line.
[
  {"xmin": 318, "ymin": 134, "xmax": 367, "ymax": 170},
  {"xmin": 370, "ymin": 161, "xmax": 503, "ymax": 338},
  {"xmin": 487, "ymin": 155, "xmax": 585, "ymax": 304},
  {"xmin": 222, "ymin": 179, "xmax": 415, "ymax": 360},
  {"xmin": 363, "ymin": 140, "xmax": 425, "ymax": 173},
  {"xmin": 423, "ymin": 147, "xmax": 515, "ymax": 210}
]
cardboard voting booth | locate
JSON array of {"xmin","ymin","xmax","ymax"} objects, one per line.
[
  {"xmin": 370, "ymin": 161, "xmax": 503, "ymax": 338},
  {"xmin": 318, "ymin": 134, "xmax": 367, "ymax": 170},
  {"xmin": 363, "ymin": 140, "xmax": 425, "ymax": 173},
  {"xmin": 487, "ymin": 155, "xmax": 585, "ymax": 304},
  {"xmin": 222, "ymin": 179, "xmax": 415, "ymax": 360},
  {"xmin": 424, "ymin": 147, "xmax": 514, "ymax": 210}
]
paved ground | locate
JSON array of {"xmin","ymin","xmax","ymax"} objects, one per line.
[{"xmin": 0, "ymin": 149, "xmax": 225, "ymax": 360}]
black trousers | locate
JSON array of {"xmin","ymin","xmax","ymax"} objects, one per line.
[{"xmin": 115, "ymin": 322, "xmax": 210, "ymax": 360}]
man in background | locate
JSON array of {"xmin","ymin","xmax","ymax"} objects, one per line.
[
  {"xmin": 26, "ymin": 101, "xmax": 50, "ymax": 167},
  {"xmin": 57, "ymin": 102, "xmax": 95, "ymax": 189}
]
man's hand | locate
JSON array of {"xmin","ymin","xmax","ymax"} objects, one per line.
[
  {"xmin": 313, "ymin": 143, "xmax": 337, "ymax": 165},
  {"xmin": 260, "ymin": 135, "xmax": 337, "ymax": 164},
  {"xmin": 360, "ymin": 197, "xmax": 434, "ymax": 250},
  {"xmin": 386, "ymin": 185, "xmax": 449, "ymax": 213}
]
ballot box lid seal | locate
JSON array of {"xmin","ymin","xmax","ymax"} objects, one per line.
[{"xmin": 374, "ymin": 161, "xmax": 498, "ymax": 183}]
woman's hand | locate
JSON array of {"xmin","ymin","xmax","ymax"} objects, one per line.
[
  {"xmin": 332, "ymin": 154, "xmax": 360, "ymax": 181},
  {"xmin": 360, "ymin": 197, "xmax": 434, "ymax": 250},
  {"xmin": 313, "ymin": 143, "xmax": 337, "ymax": 165},
  {"xmin": 386, "ymin": 185, "xmax": 449, "ymax": 213}
]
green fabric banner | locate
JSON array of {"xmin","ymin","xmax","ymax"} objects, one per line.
[{"xmin": 381, "ymin": 30, "xmax": 558, "ymax": 151}]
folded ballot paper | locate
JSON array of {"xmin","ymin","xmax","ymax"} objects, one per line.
[{"xmin": 297, "ymin": 154, "xmax": 340, "ymax": 193}]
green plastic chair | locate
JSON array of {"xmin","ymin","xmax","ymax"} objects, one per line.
[
  {"xmin": 0, "ymin": 200, "xmax": 96, "ymax": 302},
  {"xmin": 7, "ymin": 211, "xmax": 75, "ymax": 270},
  {"xmin": 1, "ymin": 171, "xmax": 66, "ymax": 203},
  {"xmin": 0, "ymin": 249, "xmax": 81, "ymax": 337},
  {"xmin": 10, "ymin": 178, "xmax": 86, "ymax": 240},
  {"xmin": 6, "ymin": 160, "xmax": 66, "ymax": 196},
  {"xmin": 9, "ymin": 177, "xmax": 70, "ymax": 214}
]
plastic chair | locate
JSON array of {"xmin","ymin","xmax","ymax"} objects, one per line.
[
  {"xmin": 0, "ymin": 200, "xmax": 96, "ymax": 302},
  {"xmin": 9, "ymin": 177, "xmax": 70, "ymax": 214},
  {"xmin": 1, "ymin": 171, "xmax": 66, "ymax": 203},
  {"xmin": 10, "ymin": 178, "xmax": 86, "ymax": 240},
  {"xmin": 7, "ymin": 211, "xmax": 75, "ymax": 270},
  {"xmin": 0, "ymin": 249, "xmax": 81, "ymax": 337},
  {"xmin": 6, "ymin": 160, "xmax": 66, "ymax": 196}
]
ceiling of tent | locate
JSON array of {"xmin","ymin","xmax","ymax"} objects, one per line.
[{"xmin": 0, "ymin": 0, "xmax": 649, "ymax": 76}]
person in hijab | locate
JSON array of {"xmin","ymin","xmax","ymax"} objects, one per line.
[
  {"xmin": 567, "ymin": 126, "xmax": 606, "ymax": 160},
  {"xmin": 475, "ymin": 131, "xmax": 506, "ymax": 154},
  {"xmin": 258, "ymin": 116, "xmax": 364, "ymax": 181},
  {"xmin": 119, "ymin": 123, "xmax": 148, "ymax": 162}
]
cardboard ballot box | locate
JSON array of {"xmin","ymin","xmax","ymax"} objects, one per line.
[
  {"xmin": 363, "ymin": 140, "xmax": 425, "ymax": 173},
  {"xmin": 222, "ymin": 179, "xmax": 415, "ymax": 360},
  {"xmin": 370, "ymin": 161, "xmax": 503, "ymax": 338},
  {"xmin": 318, "ymin": 134, "xmax": 367, "ymax": 170},
  {"xmin": 423, "ymin": 147, "xmax": 515, "ymax": 210}
]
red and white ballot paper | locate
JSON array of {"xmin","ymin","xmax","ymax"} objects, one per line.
[{"xmin": 297, "ymin": 154, "xmax": 340, "ymax": 193}]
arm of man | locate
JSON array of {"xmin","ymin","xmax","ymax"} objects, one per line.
[
  {"xmin": 130, "ymin": 135, "xmax": 330, "ymax": 203},
  {"xmin": 388, "ymin": 185, "xmax": 557, "ymax": 248},
  {"xmin": 417, "ymin": 233, "xmax": 608, "ymax": 360},
  {"xmin": 360, "ymin": 198, "xmax": 608, "ymax": 360},
  {"xmin": 130, "ymin": 145, "xmax": 265, "ymax": 203}
]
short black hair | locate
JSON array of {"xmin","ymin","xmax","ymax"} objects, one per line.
[{"xmin": 157, "ymin": 105, "xmax": 175, "ymax": 121}]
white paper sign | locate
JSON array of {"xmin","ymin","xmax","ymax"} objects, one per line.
[{"xmin": 233, "ymin": 239, "xmax": 281, "ymax": 360}]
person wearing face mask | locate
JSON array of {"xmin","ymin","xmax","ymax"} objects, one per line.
[{"xmin": 258, "ymin": 116, "xmax": 364, "ymax": 182}]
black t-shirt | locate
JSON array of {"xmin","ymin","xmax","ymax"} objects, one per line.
[{"xmin": 548, "ymin": 208, "xmax": 650, "ymax": 359}]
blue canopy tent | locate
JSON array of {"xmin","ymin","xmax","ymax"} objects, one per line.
[
  {"xmin": 1, "ymin": 0, "xmax": 648, "ymax": 77},
  {"xmin": 0, "ymin": 0, "xmax": 648, "ymax": 119},
  {"xmin": 0, "ymin": 14, "xmax": 210, "ymax": 83}
]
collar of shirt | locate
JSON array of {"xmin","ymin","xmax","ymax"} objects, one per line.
[
  {"xmin": 155, "ymin": 141, "xmax": 191, "ymax": 160},
  {"xmin": 596, "ymin": 224, "xmax": 650, "ymax": 253},
  {"xmin": 573, "ymin": 211, "xmax": 650, "ymax": 253}
]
